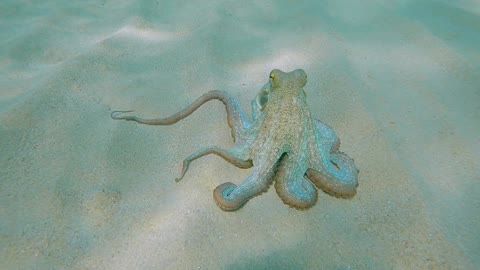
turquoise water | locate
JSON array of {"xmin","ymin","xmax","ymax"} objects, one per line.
[{"xmin": 1, "ymin": 1, "xmax": 478, "ymax": 269}]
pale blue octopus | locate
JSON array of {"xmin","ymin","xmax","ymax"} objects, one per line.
[{"xmin": 111, "ymin": 69, "xmax": 358, "ymax": 211}]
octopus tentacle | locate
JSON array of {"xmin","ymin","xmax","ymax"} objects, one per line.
[
  {"xmin": 274, "ymin": 153, "xmax": 318, "ymax": 209},
  {"xmin": 307, "ymin": 120, "xmax": 358, "ymax": 197},
  {"xmin": 111, "ymin": 90, "xmax": 252, "ymax": 144},
  {"xmin": 306, "ymin": 152, "xmax": 358, "ymax": 198},
  {"xmin": 213, "ymin": 154, "xmax": 280, "ymax": 211},
  {"xmin": 175, "ymin": 146, "xmax": 252, "ymax": 182},
  {"xmin": 312, "ymin": 119, "xmax": 340, "ymax": 152}
]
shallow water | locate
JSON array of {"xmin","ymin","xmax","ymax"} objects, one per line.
[{"xmin": 1, "ymin": 0, "xmax": 479, "ymax": 269}]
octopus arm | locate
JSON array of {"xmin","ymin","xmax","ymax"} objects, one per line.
[
  {"xmin": 306, "ymin": 119, "xmax": 358, "ymax": 198},
  {"xmin": 274, "ymin": 153, "xmax": 318, "ymax": 209},
  {"xmin": 175, "ymin": 146, "xmax": 252, "ymax": 182},
  {"xmin": 213, "ymin": 152, "xmax": 280, "ymax": 211},
  {"xmin": 111, "ymin": 90, "xmax": 252, "ymax": 144}
]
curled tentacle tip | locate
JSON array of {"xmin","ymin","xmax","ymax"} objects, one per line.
[{"xmin": 175, "ymin": 178, "xmax": 182, "ymax": 182}]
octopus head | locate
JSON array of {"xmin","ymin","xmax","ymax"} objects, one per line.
[
  {"xmin": 269, "ymin": 69, "xmax": 307, "ymax": 90},
  {"xmin": 254, "ymin": 69, "xmax": 308, "ymax": 112}
]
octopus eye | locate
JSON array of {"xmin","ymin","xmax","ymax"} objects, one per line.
[{"xmin": 269, "ymin": 72, "xmax": 275, "ymax": 79}]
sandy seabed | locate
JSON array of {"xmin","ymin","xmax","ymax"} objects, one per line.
[{"xmin": 1, "ymin": 1, "xmax": 479, "ymax": 269}]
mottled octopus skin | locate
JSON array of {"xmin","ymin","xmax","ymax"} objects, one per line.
[{"xmin": 111, "ymin": 69, "xmax": 359, "ymax": 211}]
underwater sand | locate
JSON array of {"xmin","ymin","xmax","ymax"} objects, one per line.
[{"xmin": 1, "ymin": 0, "xmax": 479, "ymax": 269}]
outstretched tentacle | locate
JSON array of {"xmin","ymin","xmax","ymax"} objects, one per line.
[
  {"xmin": 175, "ymin": 146, "xmax": 252, "ymax": 182},
  {"xmin": 111, "ymin": 90, "xmax": 251, "ymax": 143}
]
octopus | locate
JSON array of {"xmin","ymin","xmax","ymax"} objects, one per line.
[{"xmin": 111, "ymin": 69, "xmax": 358, "ymax": 211}]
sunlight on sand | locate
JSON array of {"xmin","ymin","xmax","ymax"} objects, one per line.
[
  {"xmin": 114, "ymin": 25, "xmax": 187, "ymax": 42},
  {"xmin": 90, "ymin": 23, "xmax": 189, "ymax": 47}
]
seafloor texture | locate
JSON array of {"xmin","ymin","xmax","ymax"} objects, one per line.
[{"xmin": 1, "ymin": 0, "xmax": 479, "ymax": 269}]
